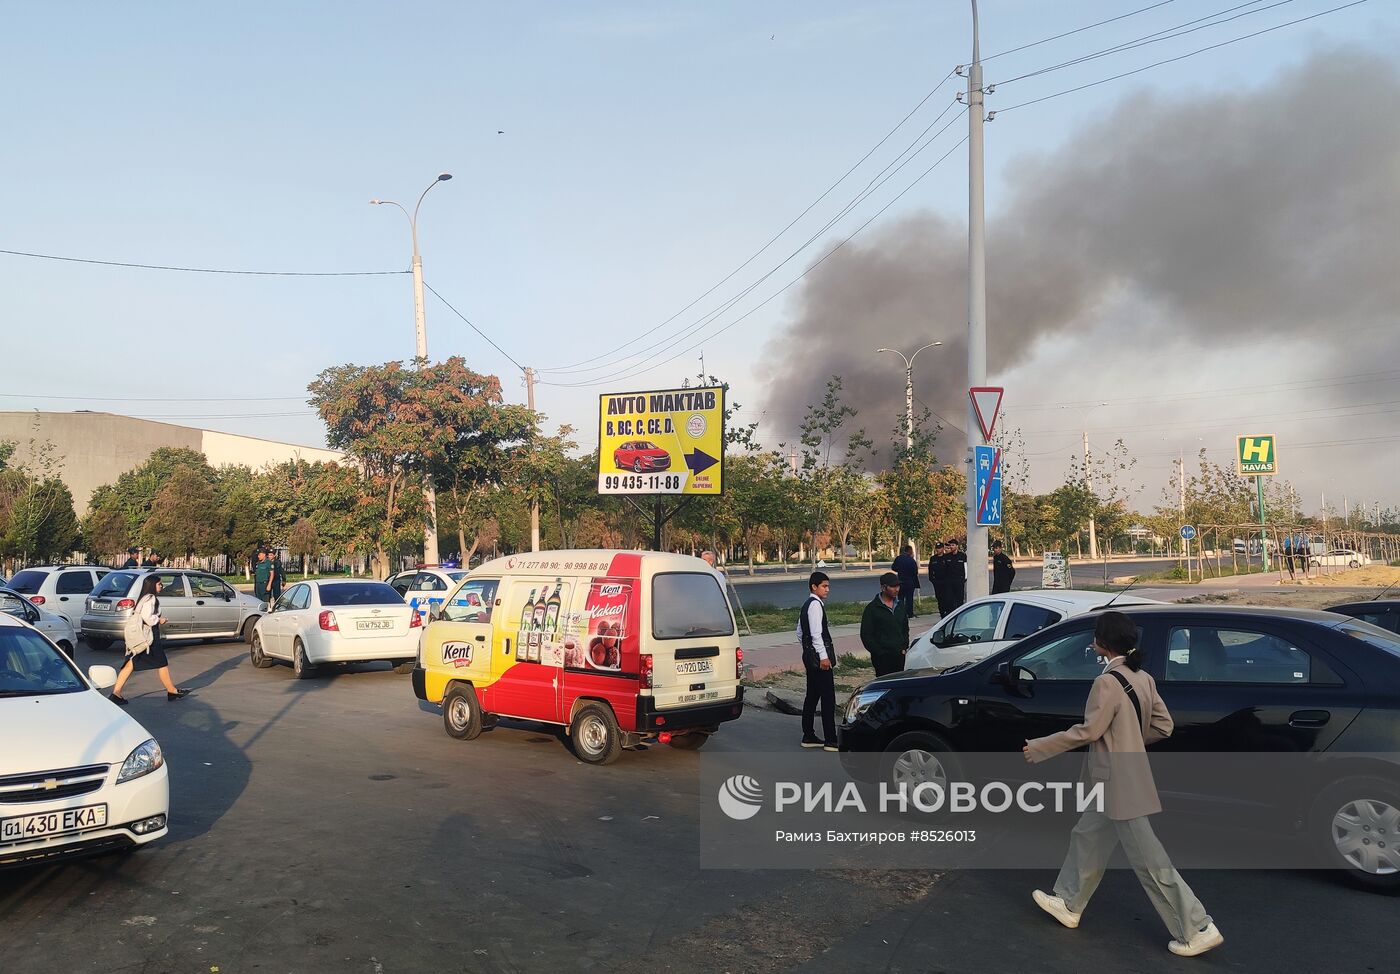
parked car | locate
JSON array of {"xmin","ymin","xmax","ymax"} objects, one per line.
[
  {"xmin": 6, "ymin": 565, "xmax": 112, "ymax": 632},
  {"xmin": 80, "ymin": 569, "xmax": 264, "ymax": 652},
  {"xmin": 1326, "ymin": 599, "xmax": 1400, "ymax": 634},
  {"xmin": 250, "ymin": 579, "xmax": 420, "ymax": 679},
  {"xmin": 0, "ymin": 613, "xmax": 169, "ymax": 869},
  {"xmin": 905, "ymin": 590, "xmax": 1161, "ymax": 672},
  {"xmin": 0, "ymin": 587, "xmax": 77, "ymax": 657},
  {"xmin": 388, "ymin": 567, "xmax": 469, "ymax": 625},
  {"xmin": 1310, "ymin": 549, "xmax": 1372, "ymax": 569},
  {"xmin": 839, "ymin": 605, "xmax": 1400, "ymax": 890},
  {"xmin": 612, "ymin": 440, "xmax": 670, "ymax": 473}
]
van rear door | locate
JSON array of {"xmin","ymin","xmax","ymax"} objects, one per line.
[{"xmin": 647, "ymin": 571, "xmax": 739, "ymax": 710}]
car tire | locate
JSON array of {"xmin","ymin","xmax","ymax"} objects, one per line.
[
  {"xmin": 632, "ymin": 459, "xmax": 643, "ymax": 473},
  {"xmin": 241, "ymin": 616, "xmax": 260, "ymax": 644},
  {"xmin": 571, "ymin": 703, "xmax": 623, "ymax": 766},
  {"xmin": 293, "ymin": 639, "xmax": 316, "ymax": 680},
  {"xmin": 1349, "ymin": 560, "xmax": 1360, "ymax": 569},
  {"xmin": 668, "ymin": 731, "xmax": 709, "ymax": 750},
  {"xmin": 443, "ymin": 684, "xmax": 483, "ymax": 741},
  {"xmin": 85, "ymin": 637, "xmax": 113, "ymax": 652},
  {"xmin": 392, "ymin": 659, "xmax": 416, "ymax": 674},
  {"xmin": 1310, "ymin": 776, "xmax": 1400, "ymax": 890},
  {"xmin": 250, "ymin": 633, "xmax": 273, "ymax": 669},
  {"xmin": 882, "ymin": 731, "xmax": 963, "ymax": 811}
]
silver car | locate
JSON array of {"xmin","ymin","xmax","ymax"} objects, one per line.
[{"xmin": 80, "ymin": 569, "xmax": 265, "ymax": 651}]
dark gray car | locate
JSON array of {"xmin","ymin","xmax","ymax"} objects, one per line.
[{"xmin": 80, "ymin": 569, "xmax": 264, "ymax": 651}]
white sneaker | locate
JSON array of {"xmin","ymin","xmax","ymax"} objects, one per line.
[
  {"xmin": 1032, "ymin": 889, "xmax": 1081, "ymax": 929},
  {"xmin": 1168, "ymin": 922, "xmax": 1223, "ymax": 957}
]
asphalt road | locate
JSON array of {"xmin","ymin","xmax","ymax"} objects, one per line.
[{"xmin": 2, "ymin": 635, "xmax": 1393, "ymax": 973}]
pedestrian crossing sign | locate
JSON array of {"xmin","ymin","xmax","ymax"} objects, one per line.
[{"xmin": 1236, "ymin": 434, "xmax": 1277, "ymax": 476}]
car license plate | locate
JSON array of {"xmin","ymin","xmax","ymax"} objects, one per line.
[
  {"xmin": 92, "ymin": 601, "xmax": 111, "ymax": 611},
  {"xmin": 675, "ymin": 660, "xmax": 714, "ymax": 675},
  {"xmin": 356, "ymin": 619, "xmax": 393, "ymax": 631},
  {"xmin": 0, "ymin": 803, "xmax": 107, "ymax": 843},
  {"xmin": 678, "ymin": 690, "xmax": 721, "ymax": 704}
]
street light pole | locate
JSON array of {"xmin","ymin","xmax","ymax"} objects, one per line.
[
  {"xmin": 372, "ymin": 172, "xmax": 453, "ymax": 566},
  {"xmin": 964, "ymin": 0, "xmax": 989, "ymax": 600},
  {"xmin": 876, "ymin": 342, "xmax": 943, "ymax": 451}
]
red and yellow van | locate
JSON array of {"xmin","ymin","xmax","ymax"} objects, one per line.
[{"xmin": 411, "ymin": 550, "xmax": 744, "ymax": 764}]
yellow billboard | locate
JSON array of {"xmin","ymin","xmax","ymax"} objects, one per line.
[{"xmin": 597, "ymin": 386, "xmax": 725, "ymax": 495}]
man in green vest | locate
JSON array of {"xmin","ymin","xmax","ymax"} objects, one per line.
[{"xmin": 253, "ymin": 549, "xmax": 272, "ymax": 604}]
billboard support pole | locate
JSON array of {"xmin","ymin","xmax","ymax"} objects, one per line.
[{"xmin": 1256, "ymin": 476, "xmax": 1269, "ymax": 572}]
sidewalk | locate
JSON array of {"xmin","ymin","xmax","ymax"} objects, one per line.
[{"xmin": 740, "ymin": 615, "xmax": 941, "ymax": 679}]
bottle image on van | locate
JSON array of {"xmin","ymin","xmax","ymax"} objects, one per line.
[
  {"xmin": 518, "ymin": 588, "xmax": 536, "ymax": 660},
  {"xmin": 529, "ymin": 586, "xmax": 550, "ymax": 662},
  {"xmin": 542, "ymin": 579, "xmax": 563, "ymax": 639}
]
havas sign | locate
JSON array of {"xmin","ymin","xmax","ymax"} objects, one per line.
[{"xmin": 1236, "ymin": 434, "xmax": 1278, "ymax": 476}]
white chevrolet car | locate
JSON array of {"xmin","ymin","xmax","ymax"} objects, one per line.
[
  {"xmin": 250, "ymin": 579, "xmax": 421, "ymax": 679},
  {"xmin": 1, "ymin": 588, "xmax": 78, "ymax": 658},
  {"xmin": 0, "ymin": 614, "xmax": 169, "ymax": 868}
]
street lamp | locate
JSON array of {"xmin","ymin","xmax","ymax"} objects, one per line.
[
  {"xmin": 371, "ymin": 171, "xmax": 453, "ymax": 566},
  {"xmin": 877, "ymin": 341, "xmax": 943, "ymax": 451},
  {"xmin": 1060, "ymin": 401, "xmax": 1109, "ymax": 560}
]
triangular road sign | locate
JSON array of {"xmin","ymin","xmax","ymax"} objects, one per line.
[{"xmin": 969, "ymin": 386, "xmax": 1004, "ymax": 441}]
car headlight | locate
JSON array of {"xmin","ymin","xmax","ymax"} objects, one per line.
[
  {"xmin": 117, "ymin": 739, "xmax": 164, "ymax": 783},
  {"xmin": 844, "ymin": 688, "xmax": 888, "ymax": 724}
]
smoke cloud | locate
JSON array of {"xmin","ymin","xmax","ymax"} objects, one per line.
[{"xmin": 758, "ymin": 47, "xmax": 1400, "ymax": 464}]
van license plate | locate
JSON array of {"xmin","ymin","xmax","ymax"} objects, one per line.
[
  {"xmin": 675, "ymin": 660, "xmax": 714, "ymax": 675},
  {"xmin": 678, "ymin": 690, "xmax": 721, "ymax": 704},
  {"xmin": 356, "ymin": 620, "xmax": 393, "ymax": 631},
  {"xmin": 1, "ymin": 804, "xmax": 108, "ymax": 843}
]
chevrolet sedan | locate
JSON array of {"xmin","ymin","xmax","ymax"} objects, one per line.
[{"xmin": 250, "ymin": 580, "xmax": 421, "ymax": 679}]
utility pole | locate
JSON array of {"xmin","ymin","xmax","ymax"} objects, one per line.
[
  {"xmin": 1177, "ymin": 451, "xmax": 1187, "ymax": 570},
  {"xmin": 1083, "ymin": 430, "xmax": 1098, "ymax": 560},
  {"xmin": 524, "ymin": 367, "xmax": 540, "ymax": 552},
  {"xmin": 963, "ymin": 0, "xmax": 989, "ymax": 601}
]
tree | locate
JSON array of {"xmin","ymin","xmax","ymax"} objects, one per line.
[
  {"xmin": 5, "ymin": 478, "xmax": 79, "ymax": 564},
  {"xmin": 142, "ymin": 466, "xmax": 220, "ymax": 563},
  {"xmin": 82, "ymin": 499, "xmax": 129, "ymax": 565},
  {"xmin": 794, "ymin": 376, "xmax": 870, "ymax": 565},
  {"xmin": 105, "ymin": 447, "xmax": 214, "ymax": 539},
  {"xmin": 288, "ymin": 517, "xmax": 320, "ymax": 578}
]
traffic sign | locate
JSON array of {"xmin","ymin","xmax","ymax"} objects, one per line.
[
  {"xmin": 597, "ymin": 386, "xmax": 726, "ymax": 495},
  {"xmin": 974, "ymin": 445, "xmax": 1002, "ymax": 526},
  {"xmin": 1236, "ymin": 434, "xmax": 1278, "ymax": 476},
  {"xmin": 969, "ymin": 387, "xmax": 1004, "ymax": 442},
  {"xmin": 1180, "ymin": 525, "xmax": 1197, "ymax": 541}
]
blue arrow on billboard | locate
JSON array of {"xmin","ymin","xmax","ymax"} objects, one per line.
[{"xmin": 685, "ymin": 449, "xmax": 718, "ymax": 475}]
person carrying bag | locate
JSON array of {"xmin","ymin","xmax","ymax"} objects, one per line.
[{"xmin": 111, "ymin": 574, "xmax": 190, "ymax": 705}]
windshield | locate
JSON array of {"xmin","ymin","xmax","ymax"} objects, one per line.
[
  {"xmin": 0, "ymin": 627, "xmax": 86, "ymax": 696},
  {"xmin": 652, "ymin": 572, "xmax": 735, "ymax": 639},
  {"xmin": 1338, "ymin": 621, "xmax": 1400, "ymax": 661},
  {"xmin": 319, "ymin": 582, "xmax": 404, "ymax": 607},
  {"xmin": 92, "ymin": 571, "xmax": 138, "ymax": 598},
  {"xmin": 7, "ymin": 570, "xmax": 49, "ymax": 595}
]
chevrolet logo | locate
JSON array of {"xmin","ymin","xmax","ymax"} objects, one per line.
[{"xmin": 42, "ymin": 779, "xmax": 59, "ymax": 791}]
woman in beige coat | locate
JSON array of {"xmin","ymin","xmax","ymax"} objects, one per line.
[{"xmin": 1023, "ymin": 611, "xmax": 1222, "ymax": 958}]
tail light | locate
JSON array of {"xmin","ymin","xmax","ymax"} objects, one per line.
[
  {"xmin": 29, "ymin": 596, "xmax": 45, "ymax": 605},
  {"xmin": 640, "ymin": 653, "xmax": 653, "ymax": 689},
  {"xmin": 116, "ymin": 599, "xmax": 135, "ymax": 611},
  {"xmin": 409, "ymin": 612, "xmax": 422, "ymax": 629},
  {"xmin": 319, "ymin": 610, "xmax": 339, "ymax": 631},
  {"xmin": 658, "ymin": 732, "xmax": 672, "ymax": 744},
  {"xmin": 736, "ymin": 647, "xmax": 744, "ymax": 673}
]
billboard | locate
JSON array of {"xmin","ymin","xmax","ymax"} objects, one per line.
[{"xmin": 597, "ymin": 386, "xmax": 725, "ymax": 495}]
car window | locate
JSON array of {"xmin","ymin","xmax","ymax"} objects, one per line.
[
  {"xmin": 652, "ymin": 572, "xmax": 734, "ymax": 639},
  {"xmin": 92, "ymin": 571, "xmax": 137, "ymax": 598},
  {"xmin": 0, "ymin": 626, "xmax": 85, "ymax": 696},
  {"xmin": 1004, "ymin": 603, "xmax": 1061, "ymax": 640},
  {"xmin": 1015, "ymin": 627, "xmax": 1101, "ymax": 681},
  {"xmin": 442, "ymin": 578, "xmax": 499, "ymax": 623},
  {"xmin": 1, "ymin": 592, "xmax": 37, "ymax": 621},
  {"xmin": 946, "ymin": 601, "xmax": 1004, "ymax": 643},
  {"xmin": 414, "ymin": 573, "xmax": 447, "ymax": 592},
  {"xmin": 1164, "ymin": 626, "xmax": 1310, "ymax": 684},
  {"xmin": 1338, "ymin": 621, "xmax": 1400, "ymax": 660},
  {"xmin": 6, "ymin": 570, "xmax": 49, "ymax": 594},
  {"xmin": 154, "ymin": 571, "xmax": 187, "ymax": 597},
  {"xmin": 55, "ymin": 571, "xmax": 94, "ymax": 595},
  {"xmin": 289, "ymin": 585, "xmax": 312, "ymax": 611},
  {"xmin": 189, "ymin": 574, "xmax": 231, "ymax": 599},
  {"xmin": 389, "ymin": 573, "xmax": 414, "ymax": 596},
  {"xmin": 319, "ymin": 582, "xmax": 403, "ymax": 606},
  {"xmin": 273, "ymin": 587, "xmax": 299, "ymax": 612}
]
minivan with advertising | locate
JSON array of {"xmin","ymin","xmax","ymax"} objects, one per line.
[{"xmin": 413, "ymin": 550, "xmax": 743, "ymax": 765}]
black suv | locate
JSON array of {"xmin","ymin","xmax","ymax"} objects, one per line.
[{"xmin": 838, "ymin": 605, "xmax": 1400, "ymax": 889}]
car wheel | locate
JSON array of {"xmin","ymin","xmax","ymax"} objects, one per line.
[
  {"xmin": 443, "ymin": 684, "xmax": 483, "ymax": 740},
  {"xmin": 1349, "ymin": 560, "xmax": 1360, "ymax": 569},
  {"xmin": 240, "ymin": 616, "xmax": 260, "ymax": 644},
  {"xmin": 882, "ymin": 732, "xmax": 963, "ymax": 808},
  {"xmin": 250, "ymin": 633, "xmax": 273, "ymax": 669},
  {"xmin": 571, "ymin": 703, "xmax": 623, "ymax": 765},
  {"xmin": 1310, "ymin": 776, "xmax": 1400, "ymax": 890},
  {"xmin": 632, "ymin": 459, "xmax": 643, "ymax": 473},
  {"xmin": 84, "ymin": 637, "xmax": 113, "ymax": 652},
  {"xmin": 668, "ymin": 731, "xmax": 709, "ymax": 750},
  {"xmin": 293, "ymin": 639, "xmax": 316, "ymax": 680}
]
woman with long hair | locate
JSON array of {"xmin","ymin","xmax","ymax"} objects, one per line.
[{"xmin": 111, "ymin": 574, "xmax": 189, "ymax": 704}]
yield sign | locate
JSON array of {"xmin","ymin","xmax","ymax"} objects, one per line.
[{"xmin": 969, "ymin": 386, "xmax": 1004, "ymax": 441}]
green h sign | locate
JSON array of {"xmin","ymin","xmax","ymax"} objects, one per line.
[{"xmin": 1236, "ymin": 434, "xmax": 1277, "ymax": 476}]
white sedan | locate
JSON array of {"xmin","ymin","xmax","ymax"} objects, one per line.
[
  {"xmin": 904, "ymin": 590, "xmax": 1162, "ymax": 672},
  {"xmin": 0, "ymin": 614, "xmax": 169, "ymax": 868},
  {"xmin": 1, "ymin": 588, "xmax": 78, "ymax": 658},
  {"xmin": 1309, "ymin": 549, "xmax": 1372, "ymax": 569},
  {"xmin": 249, "ymin": 579, "xmax": 421, "ymax": 679}
]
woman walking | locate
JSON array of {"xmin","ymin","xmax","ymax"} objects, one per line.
[
  {"xmin": 1023, "ymin": 611, "xmax": 1222, "ymax": 958},
  {"xmin": 111, "ymin": 575, "xmax": 190, "ymax": 704}
]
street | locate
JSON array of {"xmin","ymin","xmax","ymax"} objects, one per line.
[{"xmin": 2, "ymin": 635, "xmax": 1394, "ymax": 974}]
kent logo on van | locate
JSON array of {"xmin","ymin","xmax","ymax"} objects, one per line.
[{"xmin": 412, "ymin": 551, "xmax": 744, "ymax": 765}]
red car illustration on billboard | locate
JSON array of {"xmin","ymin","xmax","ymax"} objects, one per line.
[{"xmin": 613, "ymin": 440, "xmax": 670, "ymax": 472}]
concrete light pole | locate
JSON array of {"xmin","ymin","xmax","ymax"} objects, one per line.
[
  {"xmin": 877, "ymin": 341, "xmax": 943, "ymax": 450},
  {"xmin": 964, "ymin": 0, "xmax": 989, "ymax": 600},
  {"xmin": 371, "ymin": 172, "xmax": 453, "ymax": 566}
]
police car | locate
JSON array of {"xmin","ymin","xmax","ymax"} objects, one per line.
[{"xmin": 387, "ymin": 567, "xmax": 470, "ymax": 625}]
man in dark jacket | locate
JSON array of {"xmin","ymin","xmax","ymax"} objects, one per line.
[
  {"xmin": 120, "ymin": 547, "xmax": 140, "ymax": 569},
  {"xmin": 891, "ymin": 544, "xmax": 920, "ymax": 618},
  {"xmin": 861, "ymin": 572, "xmax": 909, "ymax": 676},
  {"xmin": 798, "ymin": 571, "xmax": 837, "ymax": 750},
  {"xmin": 268, "ymin": 552, "xmax": 284, "ymax": 602},
  {"xmin": 929, "ymin": 541, "xmax": 949, "ymax": 617},
  {"xmin": 945, "ymin": 540, "xmax": 967, "ymax": 612},
  {"xmin": 992, "ymin": 541, "xmax": 1016, "ymax": 594}
]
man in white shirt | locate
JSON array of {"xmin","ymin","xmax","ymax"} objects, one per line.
[{"xmin": 797, "ymin": 571, "xmax": 837, "ymax": 750}]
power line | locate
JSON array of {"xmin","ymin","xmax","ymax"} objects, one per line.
[
  {"xmin": 422, "ymin": 280, "xmax": 526, "ymax": 374},
  {"xmin": 0, "ymin": 248, "xmax": 410, "ymax": 277},
  {"xmin": 0, "ymin": 392, "xmax": 307, "ymax": 403},
  {"xmin": 995, "ymin": 0, "xmax": 1370, "ymax": 114},
  {"xmin": 982, "ymin": 1, "xmax": 1179, "ymax": 61}
]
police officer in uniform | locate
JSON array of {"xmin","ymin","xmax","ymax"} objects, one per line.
[
  {"xmin": 992, "ymin": 540, "xmax": 1016, "ymax": 594},
  {"xmin": 945, "ymin": 539, "xmax": 967, "ymax": 612}
]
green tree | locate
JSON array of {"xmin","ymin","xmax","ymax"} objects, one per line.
[
  {"xmin": 104, "ymin": 447, "xmax": 214, "ymax": 539},
  {"xmin": 288, "ymin": 516, "xmax": 320, "ymax": 577},
  {"xmin": 142, "ymin": 466, "xmax": 220, "ymax": 563},
  {"xmin": 5, "ymin": 478, "xmax": 79, "ymax": 563},
  {"xmin": 795, "ymin": 376, "xmax": 870, "ymax": 565},
  {"xmin": 82, "ymin": 499, "xmax": 130, "ymax": 565}
]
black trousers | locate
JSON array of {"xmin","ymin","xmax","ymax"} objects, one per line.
[
  {"xmin": 802, "ymin": 663, "xmax": 837, "ymax": 742},
  {"xmin": 898, "ymin": 586, "xmax": 916, "ymax": 617},
  {"xmin": 871, "ymin": 650, "xmax": 904, "ymax": 677}
]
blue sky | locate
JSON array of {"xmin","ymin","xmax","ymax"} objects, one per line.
[{"xmin": 4, "ymin": 2, "xmax": 1395, "ymax": 509}]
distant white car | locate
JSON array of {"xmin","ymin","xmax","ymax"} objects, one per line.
[
  {"xmin": 250, "ymin": 579, "xmax": 421, "ymax": 679},
  {"xmin": 0, "ymin": 613, "xmax": 169, "ymax": 869},
  {"xmin": 1310, "ymin": 549, "xmax": 1371, "ymax": 569},
  {"xmin": 0, "ymin": 588, "xmax": 78, "ymax": 657},
  {"xmin": 904, "ymin": 590, "xmax": 1163, "ymax": 672},
  {"xmin": 6, "ymin": 565, "xmax": 113, "ymax": 632},
  {"xmin": 387, "ymin": 567, "xmax": 470, "ymax": 625}
]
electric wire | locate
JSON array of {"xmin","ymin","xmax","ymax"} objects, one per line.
[
  {"xmin": 982, "ymin": 1, "xmax": 1179, "ymax": 62},
  {"xmin": 0, "ymin": 248, "xmax": 409, "ymax": 276},
  {"xmin": 422, "ymin": 280, "xmax": 526, "ymax": 373}
]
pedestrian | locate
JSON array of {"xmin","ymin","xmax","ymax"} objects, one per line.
[
  {"xmin": 1282, "ymin": 535, "xmax": 1296, "ymax": 580},
  {"xmin": 142, "ymin": 551, "xmax": 163, "ymax": 569},
  {"xmin": 700, "ymin": 550, "xmax": 717, "ymax": 570},
  {"xmin": 945, "ymin": 540, "xmax": 967, "ymax": 611},
  {"xmin": 797, "ymin": 570, "xmax": 837, "ymax": 751},
  {"xmin": 110, "ymin": 574, "xmax": 190, "ymax": 705},
  {"xmin": 991, "ymin": 540, "xmax": 1016, "ymax": 594},
  {"xmin": 929, "ymin": 540, "xmax": 950, "ymax": 617},
  {"xmin": 1295, "ymin": 532, "xmax": 1310, "ymax": 577},
  {"xmin": 891, "ymin": 544, "xmax": 920, "ymax": 618},
  {"xmin": 860, "ymin": 572, "xmax": 909, "ymax": 677},
  {"xmin": 268, "ymin": 550, "xmax": 284, "ymax": 602},
  {"xmin": 1024, "ymin": 611, "xmax": 1222, "ymax": 958},
  {"xmin": 120, "ymin": 547, "xmax": 140, "ymax": 570},
  {"xmin": 253, "ymin": 549, "xmax": 272, "ymax": 604}
]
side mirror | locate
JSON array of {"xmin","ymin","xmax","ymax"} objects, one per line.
[{"xmin": 89, "ymin": 665, "xmax": 118, "ymax": 690}]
